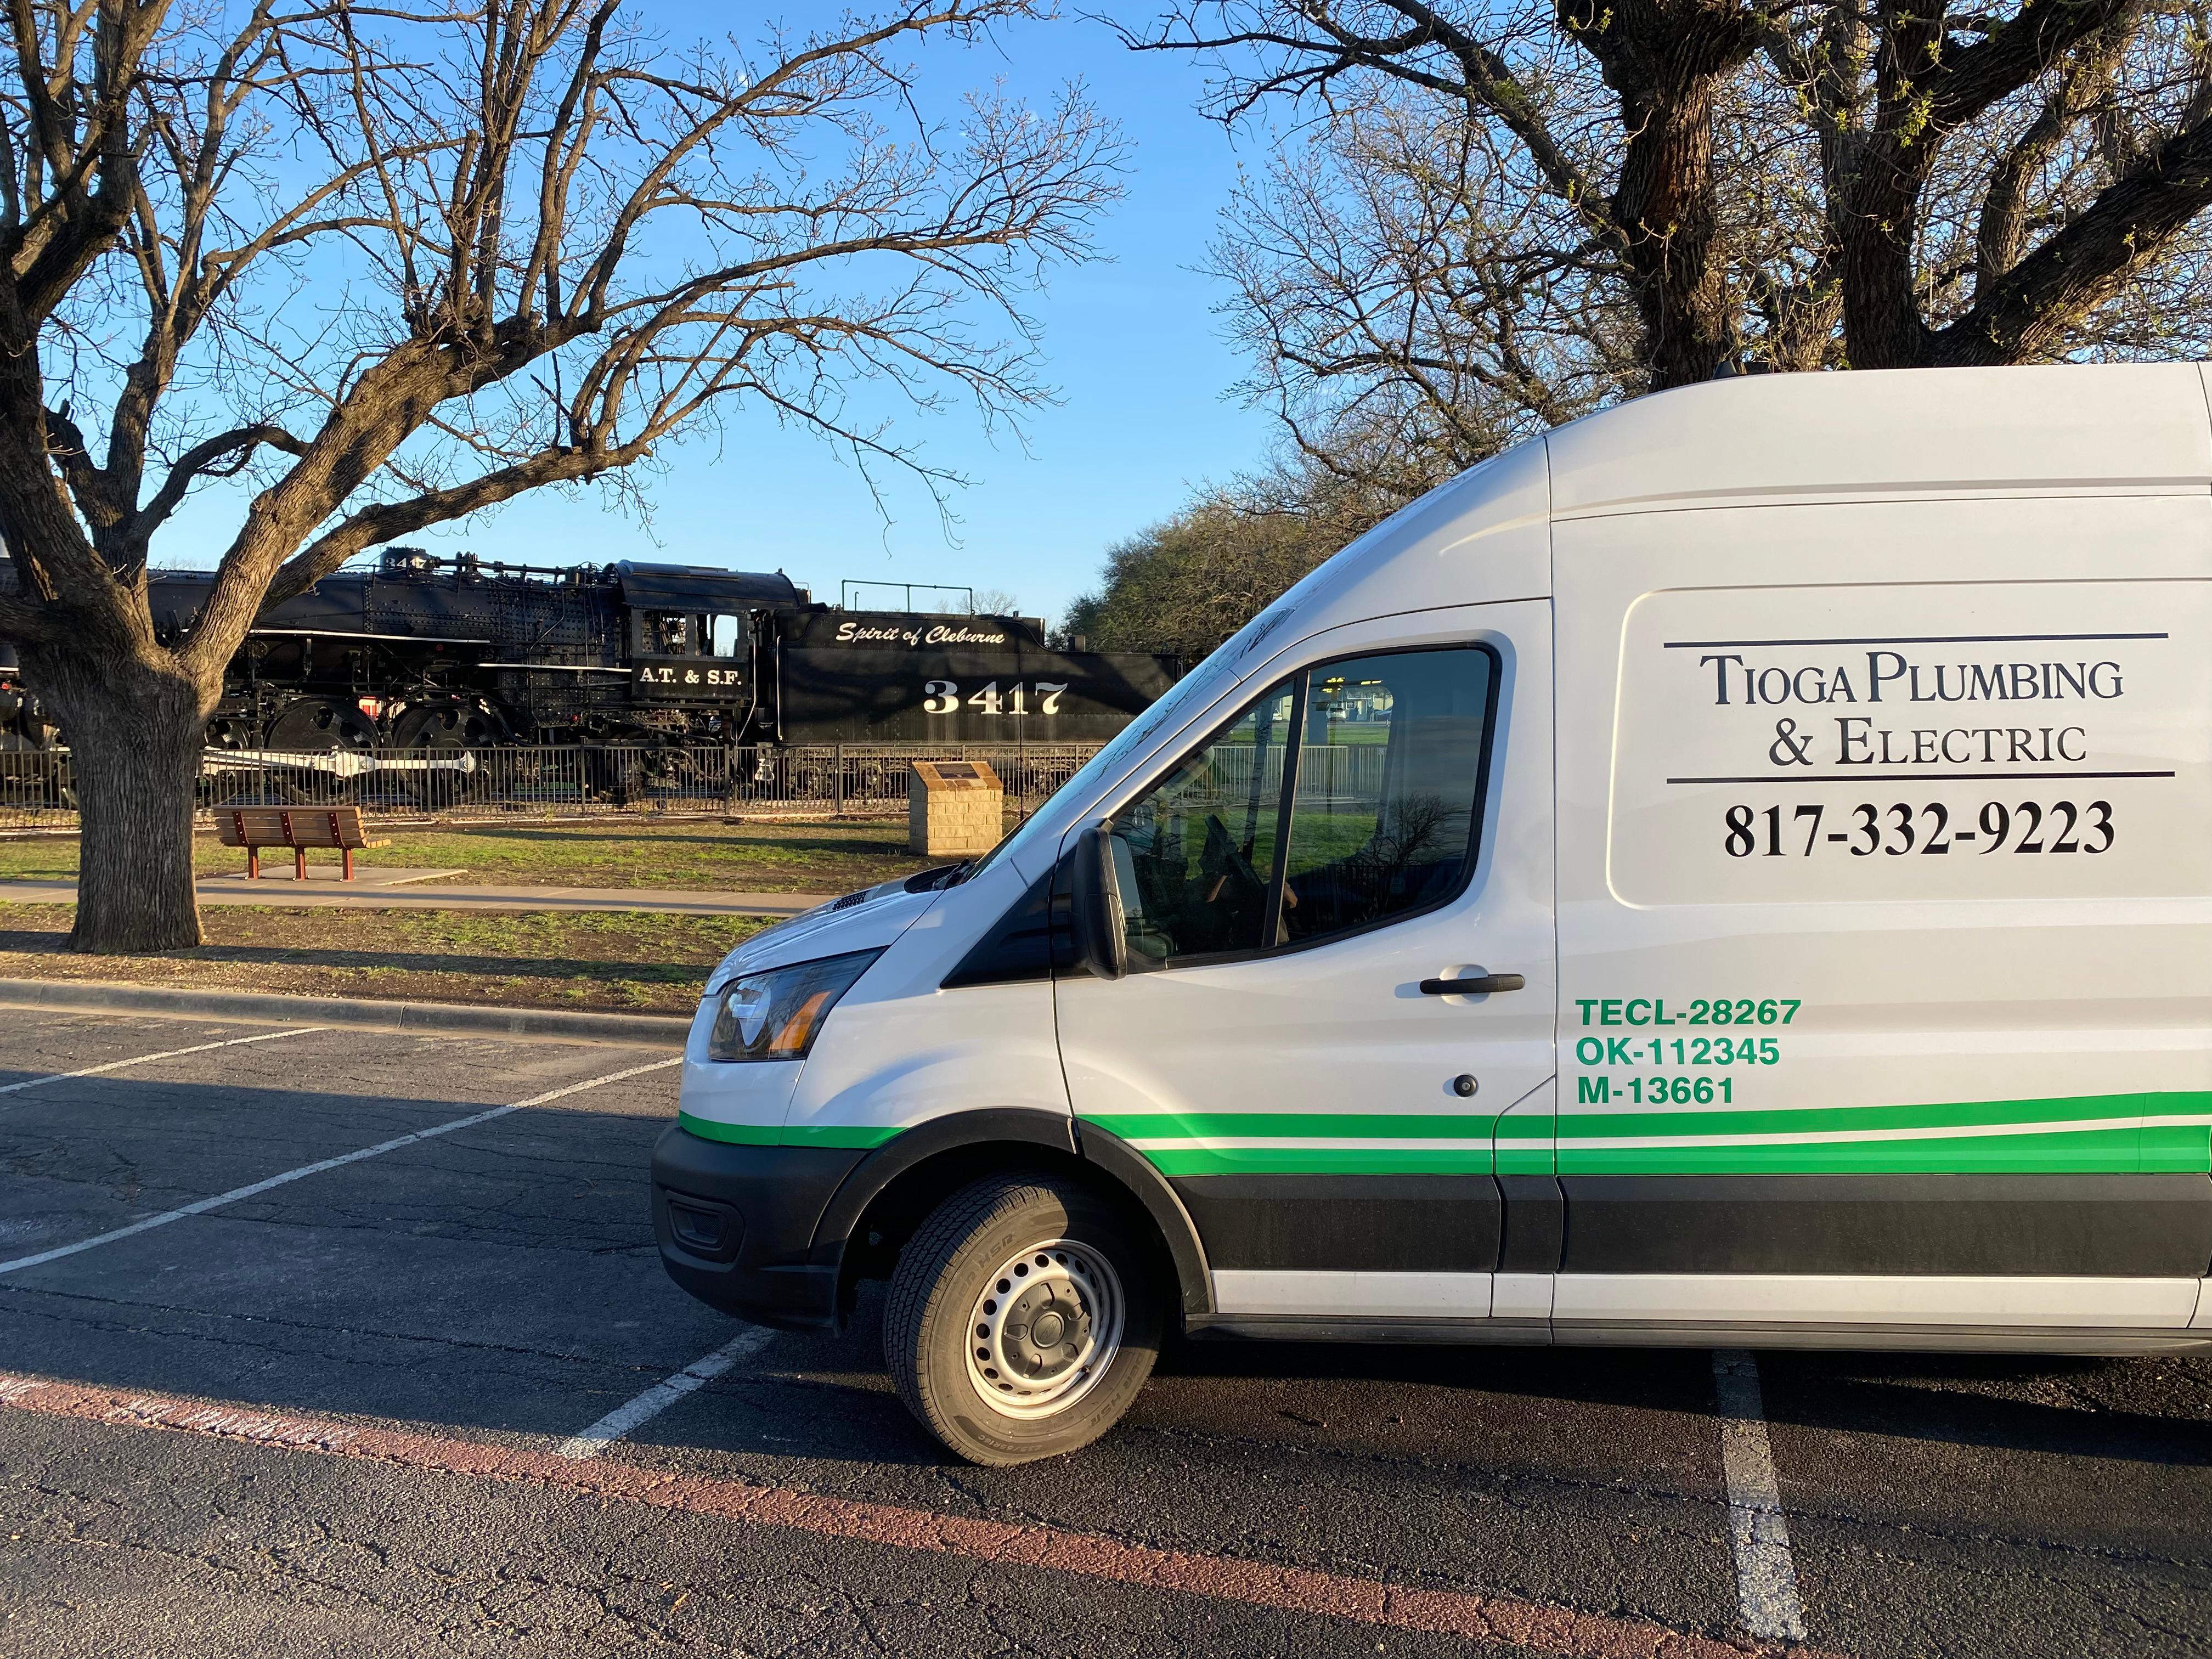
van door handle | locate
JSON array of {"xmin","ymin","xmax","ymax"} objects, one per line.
[{"xmin": 1420, "ymin": 974, "xmax": 1526, "ymax": 995}]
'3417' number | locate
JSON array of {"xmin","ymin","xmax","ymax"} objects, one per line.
[{"xmin": 922, "ymin": 680, "xmax": 1068, "ymax": 716}]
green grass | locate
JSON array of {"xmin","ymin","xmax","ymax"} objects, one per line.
[
  {"xmin": 0, "ymin": 839, "xmax": 76, "ymax": 882},
  {"xmin": 0, "ymin": 815, "xmax": 960, "ymax": 893},
  {"xmin": 397, "ymin": 819, "xmax": 930, "ymax": 891}
]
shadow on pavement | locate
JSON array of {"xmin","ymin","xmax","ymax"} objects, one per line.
[{"xmin": 3, "ymin": 1068, "xmax": 2208, "ymax": 1478}]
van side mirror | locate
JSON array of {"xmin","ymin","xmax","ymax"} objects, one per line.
[{"xmin": 1068, "ymin": 821, "xmax": 1127, "ymax": 981}]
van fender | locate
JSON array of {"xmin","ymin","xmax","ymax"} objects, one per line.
[
  {"xmin": 1074, "ymin": 1119, "xmax": 1214, "ymax": 1319},
  {"xmin": 810, "ymin": 1109, "xmax": 1214, "ymax": 1319},
  {"xmin": 813, "ymin": 1108, "xmax": 1076, "ymax": 1262}
]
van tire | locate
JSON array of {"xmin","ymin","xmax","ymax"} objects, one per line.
[{"xmin": 885, "ymin": 1173, "xmax": 1162, "ymax": 1466}]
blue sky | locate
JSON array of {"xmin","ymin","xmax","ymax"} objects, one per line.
[{"xmin": 156, "ymin": 8, "xmax": 1279, "ymax": 629}]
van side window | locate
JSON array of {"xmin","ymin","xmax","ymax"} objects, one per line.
[
  {"xmin": 1110, "ymin": 676, "xmax": 1297, "ymax": 963},
  {"xmin": 1279, "ymin": 648, "xmax": 1493, "ymax": 946},
  {"xmin": 1107, "ymin": 645, "xmax": 1496, "ymax": 967}
]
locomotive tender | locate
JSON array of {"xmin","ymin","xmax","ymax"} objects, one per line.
[{"xmin": 0, "ymin": 548, "xmax": 1178, "ymax": 753}]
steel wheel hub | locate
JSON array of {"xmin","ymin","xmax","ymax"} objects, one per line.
[{"xmin": 964, "ymin": 1238, "xmax": 1123, "ymax": 1420}]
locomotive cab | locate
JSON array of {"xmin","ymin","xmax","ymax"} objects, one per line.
[{"xmin": 614, "ymin": 561, "xmax": 801, "ymax": 741}]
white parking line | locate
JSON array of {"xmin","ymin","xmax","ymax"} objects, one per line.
[
  {"xmin": 1712, "ymin": 1348, "xmax": 1808, "ymax": 1643},
  {"xmin": 556, "ymin": 1326, "xmax": 777, "ymax": 1460},
  {"xmin": 0, "ymin": 1057, "xmax": 680, "ymax": 1276},
  {"xmin": 0, "ymin": 1026, "xmax": 330, "ymax": 1098}
]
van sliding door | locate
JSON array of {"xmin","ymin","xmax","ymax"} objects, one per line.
[{"xmin": 1551, "ymin": 496, "xmax": 2212, "ymax": 1339}]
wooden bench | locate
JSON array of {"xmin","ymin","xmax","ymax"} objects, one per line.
[{"xmin": 216, "ymin": 805, "xmax": 390, "ymax": 881}]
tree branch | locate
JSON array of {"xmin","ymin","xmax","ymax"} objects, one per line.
[
  {"xmin": 1937, "ymin": 110, "xmax": 2212, "ymax": 364},
  {"xmin": 1925, "ymin": 0, "xmax": 2143, "ymax": 133},
  {"xmin": 263, "ymin": 441, "xmax": 647, "ymax": 610},
  {"xmin": 40, "ymin": 401, "xmax": 110, "ymax": 527},
  {"xmin": 1127, "ymin": 2, "xmax": 1618, "ymax": 247},
  {"xmin": 132, "ymin": 423, "xmax": 307, "ymax": 539},
  {"xmin": 0, "ymin": 590, "xmax": 64, "ymax": 645}
]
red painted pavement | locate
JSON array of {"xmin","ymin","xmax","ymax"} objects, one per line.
[{"xmin": 0, "ymin": 1370, "xmax": 1837, "ymax": 1658}]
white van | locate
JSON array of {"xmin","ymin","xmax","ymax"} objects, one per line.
[{"xmin": 653, "ymin": 364, "xmax": 2212, "ymax": 1465}]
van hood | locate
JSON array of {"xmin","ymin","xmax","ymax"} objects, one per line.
[{"xmin": 706, "ymin": 873, "xmax": 951, "ymax": 990}]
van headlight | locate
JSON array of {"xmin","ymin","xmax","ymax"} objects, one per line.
[{"xmin": 705, "ymin": 950, "xmax": 881, "ymax": 1062}]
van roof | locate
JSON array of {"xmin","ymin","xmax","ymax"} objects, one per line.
[{"xmin": 1543, "ymin": 362, "xmax": 2212, "ymax": 517}]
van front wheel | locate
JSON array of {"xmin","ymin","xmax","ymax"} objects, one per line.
[{"xmin": 885, "ymin": 1175, "xmax": 1162, "ymax": 1465}]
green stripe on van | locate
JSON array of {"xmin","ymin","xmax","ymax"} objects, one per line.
[
  {"xmin": 677, "ymin": 1091, "xmax": 2212, "ymax": 1172},
  {"xmin": 674, "ymin": 1112, "xmax": 899, "ymax": 1150},
  {"xmin": 1080, "ymin": 1090, "xmax": 2212, "ymax": 1178},
  {"xmin": 675, "ymin": 1113, "xmax": 780, "ymax": 1146},
  {"xmin": 1085, "ymin": 1111, "xmax": 1498, "ymax": 1142},
  {"xmin": 1138, "ymin": 1144, "xmax": 1499, "ymax": 1177},
  {"xmin": 782, "ymin": 1123, "xmax": 904, "ymax": 1150},
  {"xmin": 1551, "ymin": 1090, "xmax": 2209, "ymax": 1143}
]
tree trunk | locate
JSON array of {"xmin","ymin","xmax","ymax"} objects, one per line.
[
  {"xmin": 1565, "ymin": 1, "xmax": 1764, "ymax": 389},
  {"xmin": 1615, "ymin": 69, "xmax": 1734, "ymax": 388},
  {"xmin": 1835, "ymin": 151, "xmax": 1938, "ymax": 369},
  {"xmin": 24, "ymin": 647, "xmax": 207, "ymax": 953}
]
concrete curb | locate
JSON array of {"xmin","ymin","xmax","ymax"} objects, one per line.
[{"xmin": 0, "ymin": 976, "xmax": 691, "ymax": 1048}]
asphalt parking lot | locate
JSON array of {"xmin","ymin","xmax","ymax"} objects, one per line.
[{"xmin": 1, "ymin": 1009, "xmax": 2207, "ymax": 1658}]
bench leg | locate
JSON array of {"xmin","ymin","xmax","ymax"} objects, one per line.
[
  {"xmin": 247, "ymin": 847, "xmax": 258, "ymax": 880},
  {"xmin": 295, "ymin": 848, "xmax": 307, "ymax": 881},
  {"xmin": 343, "ymin": 848, "xmax": 355, "ymax": 882}
]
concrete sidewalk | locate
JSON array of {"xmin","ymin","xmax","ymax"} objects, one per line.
[{"xmin": 0, "ymin": 877, "xmax": 833, "ymax": 918}]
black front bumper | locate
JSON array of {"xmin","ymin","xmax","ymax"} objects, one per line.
[{"xmin": 650, "ymin": 1125, "xmax": 868, "ymax": 1330}]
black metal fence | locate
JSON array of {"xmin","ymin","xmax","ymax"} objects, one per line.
[{"xmin": 0, "ymin": 742, "xmax": 1105, "ymax": 832}]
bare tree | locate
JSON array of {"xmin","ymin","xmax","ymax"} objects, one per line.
[
  {"xmin": 0, "ymin": 1, "xmax": 1121, "ymax": 953},
  {"xmin": 1807, "ymin": 2, "xmax": 2212, "ymax": 366},
  {"xmin": 1209, "ymin": 80, "xmax": 1637, "ymax": 493},
  {"xmin": 1050, "ymin": 3, "xmax": 2212, "ymax": 681},
  {"xmin": 1131, "ymin": 1, "xmax": 1775, "ymax": 390},
  {"xmin": 1135, "ymin": 1, "xmax": 2212, "ymax": 393}
]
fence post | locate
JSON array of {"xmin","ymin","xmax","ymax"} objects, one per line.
[{"xmin": 833, "ymin": 743, "xmax": 844, "ymax": 816}]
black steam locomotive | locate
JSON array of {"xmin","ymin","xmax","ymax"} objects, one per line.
[{"xmin": 0, "ymin": 548, "xmax": 1178, "ymax": 754}]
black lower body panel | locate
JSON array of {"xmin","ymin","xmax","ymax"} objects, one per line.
[
  {"xmin": 1559, "ymin": 1173, "xmax": 2212, "ymax": 1277},
  {"xmin": 1172, "ymin": 1173, "xmax": 1501, "ymax": 1272},
  {"xmin": 651, "ymin": 1125, "xmax": 867, "ymax": 1329}
]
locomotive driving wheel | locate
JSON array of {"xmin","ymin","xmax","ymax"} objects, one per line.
[
  {"xmin": 391, "ymin": 699, "xmax": 509, "ymax": 807},
  {"xmin": 266, "ymin": 697, "xmax": 379, "ymax": 752},
  {"xmin": 263, "ymin": 697, "xmax": 377, "ymax": 801},
  {"xmin": 392, "ymin": 699, "xmax": 509, "ymax": 753}
]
